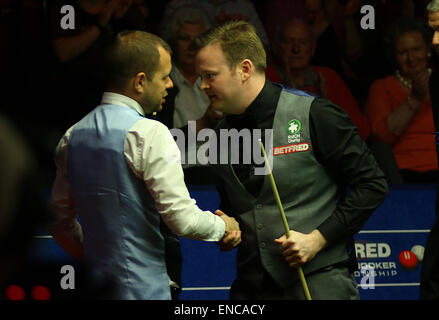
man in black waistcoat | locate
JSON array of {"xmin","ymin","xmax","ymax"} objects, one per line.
[{"xmin": 194, "ymin": 20, "xmax": 388, "ymax": 299}]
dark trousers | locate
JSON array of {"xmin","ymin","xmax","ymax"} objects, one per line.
[
  {"xmin": 230, "ymin": 266, "xmax": 359, "ymax": 300},
  {"xmin": 420, "ymin": 217, "xmax": 439, "ymax": 299}
]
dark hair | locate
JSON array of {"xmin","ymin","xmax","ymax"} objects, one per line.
[
  {"xmin": 104, "ymin": 30, "xmax": 172, "ymax": 88},
  {"xmin": 384, "ymin": 17, "xmax": 432, "ymax": 62},
  {"xmin": 194, "ymin": 21, "xmax": 267, "ymax": 73}
]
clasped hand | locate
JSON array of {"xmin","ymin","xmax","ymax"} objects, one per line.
[
  {"xmin": 411, "ymin": 69, "xmax": 431, "ymax": 101},
  {"xmin": 215, "ymin": 210, "xmax": 242, "ymax": 251},
  {"xmin": 274, "ymin": 229, "xmax": 327, "ymax": 268}
]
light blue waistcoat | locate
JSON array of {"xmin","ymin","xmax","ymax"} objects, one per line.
[{"xmin": 68, "ymin": 104, "xmax": 170, "ymax": 299}]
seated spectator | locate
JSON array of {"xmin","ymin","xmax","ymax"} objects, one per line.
[
  {"xmin": 365, "ymin": 17, "xmax": 437, "ymax": 183},
  {"xmin": 161, "ymin": 0, "xmax": 270, "ymax": 48},
  {"xmin": 265, "ymin": 0, "xmax": 344, "ymax": 75},
  {"xmin": 266, "ymin": 19, "xmax": 370, "ymax": 141},
  {"xmin": 159, "ymin": 6, "xmax": 220, "ymax": 130},
  {"xmin": 157, "ymin": 6, "xmax": 223, "ymax": 186}
]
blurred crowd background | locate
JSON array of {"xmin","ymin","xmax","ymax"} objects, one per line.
[{"xmin": 1, "ymin": 0, "xmax": 439, "ymax": 299}]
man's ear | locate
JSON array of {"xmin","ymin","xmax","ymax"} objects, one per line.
[
  {"xmin": 239, "ymin": 59, "xmax": 253, "ymax": 82},
  {"xmin": 133, "ymin": 72, "xmax": 148, "ymax": 93}
]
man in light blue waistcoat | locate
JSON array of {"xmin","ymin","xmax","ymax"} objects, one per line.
[
  {"xmin": 49, "ymin": 30, "xmax": 241, "ymax": 299},
  {"xmin": 195, "ymin": 21, "xmax": 389, "ymax": 299}
]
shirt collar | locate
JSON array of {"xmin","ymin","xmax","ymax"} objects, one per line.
[
  {"xmin": 101, "ymin": 92, "xmax": 145, "ymax": 116},
  {"xmin": 171, "ymin": 65, "xmax": 187, "ymax": 86},
  {"xmin": 171, "ymin": 64, "xmax": 202, "ymax": 88}
]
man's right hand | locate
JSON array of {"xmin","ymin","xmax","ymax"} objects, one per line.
[{"xmin": 215, "ymin": 210, "xmax": 241, "ymax": 251}]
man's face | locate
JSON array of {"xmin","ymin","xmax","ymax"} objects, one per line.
[
  {"xmin": 175, "ymin": 22, "xmax": 207, "ymax": 68},
  {"xmin": 428, "ymin": 11, "xmax": 439, "ymax": 56},
  {"xmin": 278, "ymin": 21, "xmax": 315, "ymax": 70},
  {"xmin": 195, "ymin": 43, "xmax": 244, "ymax": 114},
  {"xmin": 141, "ymin": 46, "xmax": 173, "ymax": 113}
]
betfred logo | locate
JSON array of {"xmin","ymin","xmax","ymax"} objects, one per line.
[
  {"xmin": 355, "ymin": 242, "xmax": 391, "ymax": 259},
  {"xmin": 273, "ymin": 143, "xmax": 310, "ymax": 156}
]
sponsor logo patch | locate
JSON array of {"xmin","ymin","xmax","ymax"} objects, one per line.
[
  {"xmin": 273, "ymin": 142, "xmax": 310, "ymax": 156},
  {"xmin": 287, "ymin": 119, "xmax": 301, "ymax": 135}
]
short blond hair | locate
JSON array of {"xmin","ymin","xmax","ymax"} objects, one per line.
[{"xmin": 195, "ymin": 21, "xmax": 267, "ymax": 73}]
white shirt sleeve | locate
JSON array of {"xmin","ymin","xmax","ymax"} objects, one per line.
[
  {"xmin": 49, "ymin": 125, "xmax": 84, "ymax": 246},
  {"xmin": 124, "ymin": 118, "xmax": 226, "ymax": 241}
]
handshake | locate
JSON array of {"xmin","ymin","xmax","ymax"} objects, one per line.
[{"xmin": 215, "ymin": 210, "xmax": 241, "ymax": 251}]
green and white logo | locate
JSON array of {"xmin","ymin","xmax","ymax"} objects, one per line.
[{"xmin": 287, "ymin": 119, "xmax": 301, "ymax": 135}]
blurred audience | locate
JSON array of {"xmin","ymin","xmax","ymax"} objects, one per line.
[
  {"xmin": 266, "ymin": 19, "xmax": 370, "ymax": 141},
  {"xmin": 49, "ymin": 0, "xmax": 132, "ymax": 131},
  {"xmin": 157, "ymin": 6, "xmax": 224, "ymax": 186},
  {"xmin": 335, "ymin": 0, "xmax": 406, "ymax": 105},
  {"xmin": 158, "ymin": 6, "xmax": 223, "ymax": 130},
  {"xmin": 265, "ymin": 0, "xmax": 344, "ymax": 76},
  {"xmin": 118, "ymin": 0, "xmax": 150, "ymax": 31},
  {"xmin": 303, "ymin": 0, "xmax": 345, "ymax": 74},
  {"xmin": 161, "ymin": 0, "xmax": 270, "ymax": 48},
  {"xmin": 365, "ymin": 17, "xmax": 437, "ymax": 183},
  {"xmin": 384, "ymin": 0, "xmax": 432, "ymax": 21}
]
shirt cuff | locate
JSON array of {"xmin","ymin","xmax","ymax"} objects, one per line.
[
  {"xmin": 316, "ymin": 214, "xmax": 348, "ymax": 244},
  {"xmin": 213, "ymin": 215, "xmax": 226, "ymax": 242}
]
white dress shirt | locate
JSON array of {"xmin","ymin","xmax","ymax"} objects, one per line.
[
  {"xmin": 50, "ymin": 92, "xmax": 226, "ymax": 248},
  {"xmin": 171, "ymin": 66, "xmax": 210, "ymax": 129}
]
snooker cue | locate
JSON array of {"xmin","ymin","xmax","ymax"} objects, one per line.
[{"xmin": 259, "ymin": 140, "xmax": 312, "ymax": 300}]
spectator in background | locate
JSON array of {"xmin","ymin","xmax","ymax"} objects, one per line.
[
  {"xmin": 263, "ymin": 0, "xmax": 307, "ymax": 44},
  {"xmin": 335, "ymin": 0, "xmax": 436, "ymax": 105},
  {"xmin": 265, "ymin": 0, "xmax": 343, "ymax": 76},
  {"xmin": 156, "ymin": 6, "xmax": 225, "ymax": 185},
  {"xmin": 49, "ymin": 0, "xmax": 132, "ymax": 131},
  {"xmin": 158, "ymin": 6, "xmax": 223, "ymax": 130},
  {"xmin": 336, "ymin": 0, "xmax": 407, "ymax": 105},
  {"xmin": 266, "ymin": 19, "xmax": 370, "ymax": 141},
  {"xmin": 365, "ymin": 17, "xmax": 437, "ymax": 183},
  {"xmin": 116, "ymin": 0, "xmax": 150, "ymax": 31},
  {"xmin": 161, "ymin": 0, "xmax": 270, "ymax": 48}
]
